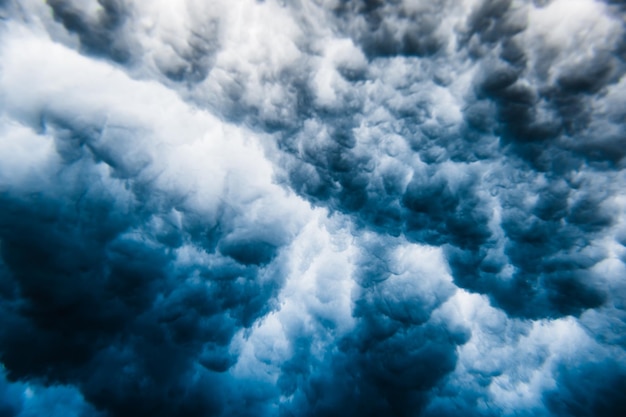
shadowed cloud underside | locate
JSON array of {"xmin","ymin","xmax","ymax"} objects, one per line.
[{"xmin": 0, "ymin": 1, "xmax": 625, "ymax": 416}]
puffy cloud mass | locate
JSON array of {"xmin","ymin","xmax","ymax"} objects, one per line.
[{"xmin": 0, "ymin": 0, "xmax": 625, "ymax": 416}]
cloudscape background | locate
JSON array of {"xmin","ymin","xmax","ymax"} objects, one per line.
[{"xmin": 0, "ymin": 0, "xmax": 625, "ymax": 416}]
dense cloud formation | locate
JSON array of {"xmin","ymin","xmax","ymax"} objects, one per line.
[{"xmin": 1, "ymin": 0, "xmax": 625, "ymax": 416}]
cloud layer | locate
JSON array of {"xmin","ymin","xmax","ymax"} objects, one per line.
[{"xmin": 1, "ymin": 0, "xmax": 625, "ymax": 416}]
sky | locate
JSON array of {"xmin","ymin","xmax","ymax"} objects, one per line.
[{"xmin": 0, "ymin": 0, "xmax": 625, "ymax": 416}]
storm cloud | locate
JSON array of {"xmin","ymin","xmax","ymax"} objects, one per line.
[{"xmin": 1, "ymin": 0, "xmax": 625, "ymax": 416}]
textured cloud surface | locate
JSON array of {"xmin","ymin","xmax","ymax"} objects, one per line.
[{"xmin": 1, "ymin": 0, "xmax": 625, "ymax": 416}]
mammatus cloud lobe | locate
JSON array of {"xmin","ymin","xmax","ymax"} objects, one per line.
[{"xmin": 0, "ymin": 0, "xmax": 625, "ymax": 416}]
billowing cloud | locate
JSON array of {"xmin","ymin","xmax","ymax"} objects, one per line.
[{"xmin": 1, "ymin": 0, "xmax": 625, "ymax": 416}]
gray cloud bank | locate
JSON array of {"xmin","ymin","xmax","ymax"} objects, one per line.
[{"xmin": 1, "ymin": 0, "xmax": 625, "ymax": 416}]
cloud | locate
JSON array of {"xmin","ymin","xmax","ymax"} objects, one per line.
[
  {"xmin": 1, "ymin": 0, "xmax": 626, "ymax": 416},
  {"xmin": 0, "ymin": 22, "xmax": 310, "ymax": 416}
]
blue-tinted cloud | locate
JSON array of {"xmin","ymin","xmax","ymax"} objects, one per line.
[{"xmin": 1, "ymin": 0, "xmax": 625, "ymax": 416}]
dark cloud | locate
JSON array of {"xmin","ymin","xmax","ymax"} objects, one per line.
[
  {"xmin": 0, "ymin": 367, "xmax": 104, "ymax": 417},
  {"xmin": 330, "ymin": 0, "xmax": 448, "ymax": 58},
  {"xmin": 460, "ymin": 0, "xmax": 527, "ymax": 48},
  {"xmin": 46, "ymin": 0, "xmax": 132, "ymax": 62},
  {"xmin": 447, "ymin": 173, "xmax": 613, "ymax": 318},
  {"xmin": 287, "ymin": 322, "xmax": 464, "ymax": 417},
  {"xmin": 0, "ymin": 182, "xmax": 271, "ymax": 416},
  {"xmin": 0, "ymin": 371, "xmax": 21, "ymax": 417},
  {"xmin": 277, "ymin": 236, "xmax": 466, "ymax": 417},
  {"xmin": 0, "ymin": 74, "xmax": 291, "ymax": 416},
  {"xmin": 1, "ymin": 0, "xmax": 626, "ymax": 416},
  {"xmin": 43, "ymin": 0, "xmax": 220, "ymax": 83},
  {"xmin": 545, "ymin": 359, "xmax": 626, "ymax": 417}
]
